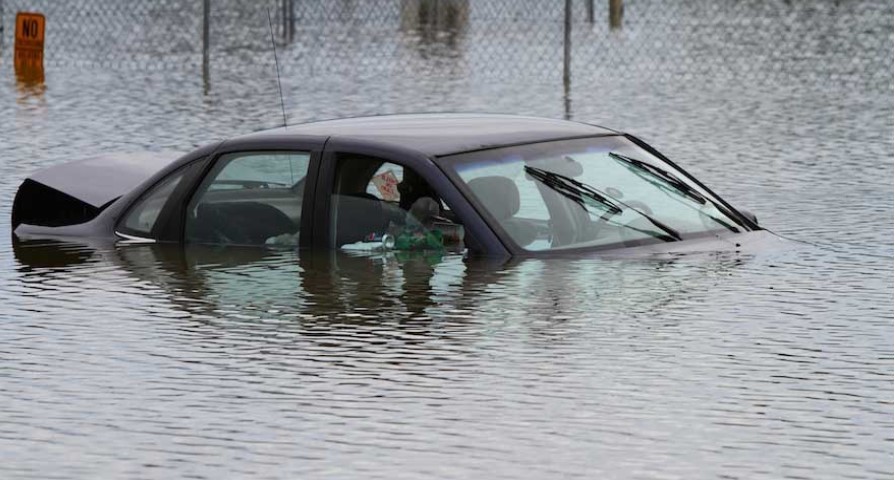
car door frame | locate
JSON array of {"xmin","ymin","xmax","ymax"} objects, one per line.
[
  {"xmin": 151, "ymin": 134, "xmax": 328, "ymax": 248},
  {"xmin": 312, "ymin": 137, "xmax": 509, "ymax": 257}
]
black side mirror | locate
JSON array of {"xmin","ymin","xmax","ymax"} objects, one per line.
[{"xmin": 738, "ymin": 209, "xmax": 758, "ymax": 225}]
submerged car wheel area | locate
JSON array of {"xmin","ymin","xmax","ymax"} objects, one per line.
[{"xmin": 12, "ymin": 114, "xmax": 764, "ymax": 258}]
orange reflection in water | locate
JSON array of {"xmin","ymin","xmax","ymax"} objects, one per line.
[{"xmin": 14, "ymin": 60, "xmax": 46, "ymax": 99}]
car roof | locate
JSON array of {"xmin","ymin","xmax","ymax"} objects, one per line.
[{"xmin": 238, "ymin": 113, "xmax": 620, "ymax": 157}]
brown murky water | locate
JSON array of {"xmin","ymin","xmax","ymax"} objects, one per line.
[{"xmin": 0, "ymin": 1, "xmax": 892, "ymax": 478}]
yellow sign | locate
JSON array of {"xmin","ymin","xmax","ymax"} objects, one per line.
[{"xmin": 15, "ymin": 12, "xmax": 46, "ymax": 68}]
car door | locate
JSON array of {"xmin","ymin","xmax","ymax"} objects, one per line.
[
  {"xmin": 183, "ymin": 138, "xmax": 324, "ymax": 248},
  {"xmin": 133, "ymin": 136, "xmax": 325, "ymax": 248}
]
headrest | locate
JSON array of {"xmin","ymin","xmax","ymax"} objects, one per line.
[
  {"xmin": 409, "ymin": 196, "xmax": 440, "ymax": 224},
  {"xmin": 467, "ymin": 176, "xmax": 520, "ymax": 220}
]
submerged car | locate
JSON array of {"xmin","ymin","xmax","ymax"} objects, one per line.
[{"xmin": 12, "ymin": 114, "xmax": 774, "ymax": 258}]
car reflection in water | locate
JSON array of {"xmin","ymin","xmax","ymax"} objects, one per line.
[{"xmin": 13, "ymin": 239, "xmax": 755, "ymax": 336}]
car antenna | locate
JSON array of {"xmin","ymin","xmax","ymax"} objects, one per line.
[{"xmin": 266, "ymin": 8, "xmax": 288, "ymax": 128}]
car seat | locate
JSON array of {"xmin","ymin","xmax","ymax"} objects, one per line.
[
  {"xmin": 467, "ymin": 176, "xmax": 537, "ymax": 247},
  {"xmin": 194, "ymin": 201, "xmax": 297, "ymax": 245},
  {"xmin": 332, "ymin": 193, "xmax": 389, "ymax": 247}
]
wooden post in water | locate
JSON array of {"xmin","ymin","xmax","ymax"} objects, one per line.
[
  {"xmin": 563, "ymin": 0, "xmax": 572, "ymax": 119},
  {"xmin": 281, "ymin": 0, "xmax": 285, "ymax": 39},
  {"xmin": 281, "ymin": 0, "xmax": 291, "ymax": 41},
  {"xmin": 202, "ymin": 0, "xmax": 210, "ymax": 94},
  {"xmin": 609, "ymin": 0, "xmax": 623, "ymax": 29},
  {"xmin": 399, "ymin": 0, "xmax": 418, "ymax": 31},
  {"xmin": 400, "ymin": 0, "xmax": 469, "ymax": 49}
]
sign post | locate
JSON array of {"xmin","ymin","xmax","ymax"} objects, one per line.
[{"xmin": 14, "ymin": 11, "xmax": 45, "ymax": 84}]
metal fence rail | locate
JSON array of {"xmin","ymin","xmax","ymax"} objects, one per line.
[{"xmin": 0, "ymin": 0, "xmax": 891, "ymax": 88}]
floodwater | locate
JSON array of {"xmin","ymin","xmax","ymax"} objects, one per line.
[{"xmin": 0, "ymin": 1, "xmax": 892, "ymax": 479}]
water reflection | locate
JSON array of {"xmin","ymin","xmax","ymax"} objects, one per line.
[
  {"xmin": 7, "ymin": 235, "xmax": 892, "ymax": 479},
  {"xmin": 12, "ymin": 239, "xmax": 760, "ymax": 377},
  {"xmin": 13, "ymin": 240, "xmax": 756, "ymax": 326},
  {"xmin": 14, "ymin": 64, "xmax": 46, "ymax": 101},
  {"xmin": 401, "ymin": 0, "xmax": 468, "ymax": 58}
]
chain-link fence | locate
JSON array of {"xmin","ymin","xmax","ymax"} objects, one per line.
[{"xmin": 0, "ymin": 0, "xmax": 891, "ymax": 87}]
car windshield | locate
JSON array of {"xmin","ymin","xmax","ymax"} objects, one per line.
[{"xmin": 442, "ymin": 135, "xmax": 745, "ymax": 251}]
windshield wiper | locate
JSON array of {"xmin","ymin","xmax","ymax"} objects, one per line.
[
  {"xmin": 608, "ymin": 152, "xmax": 708, "ymax": 205},
  {"xmin": 524, "ymin": 165, "xmax": 682, "ymax": 242},
  {"xmin": 525, "ymin": 166, "xmax": 622, "ymax": 216},
  {"xmin": 608, "ymin": 152, "xmax": 740, "ymax": 233}
]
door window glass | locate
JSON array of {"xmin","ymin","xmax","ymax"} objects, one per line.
[
  {"xmin": 118, "ymin": 169, "xmax": 186, "ymax": 238},
  {"xmin": 186, "ymin": 152, "xmax": 311, "ymax": 246}
]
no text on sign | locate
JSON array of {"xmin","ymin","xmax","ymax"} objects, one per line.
[{"xmin": 15, "ymin": 12, "xmax": 46, "ymax": 67}]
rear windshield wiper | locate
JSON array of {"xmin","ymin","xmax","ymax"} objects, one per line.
[
  {"xmin": 524, "ymin": 165, "xmax": 681, "ymax": 242},
  {"xmin": 608, "ymin": 152, "xmax": 708, "ymax": 205},
  {"xmin": 608, "ymin": 152, "xmax": 740, "ymax": 233}
]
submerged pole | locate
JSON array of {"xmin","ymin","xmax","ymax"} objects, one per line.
[
  {"xmin": 202, "ymin": 0, "xmax": 210, "ymax": 93},
  {"xmin": 288, "ymin": 0, "xmax": 295, "ymax": 42},
  {"xmin": 281, "ymin": 0, "xmax": 287, "ymax": 39},
  {"xmin": 563, "ymin": 0, "xmax": 572, "ymax": 119},
  {"xmin": 609, "ymin": 0, "xmax": 623, "ymax": 29}
]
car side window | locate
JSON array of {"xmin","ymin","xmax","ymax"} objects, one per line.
[
  {"xmin": 186, "ymin": 151, "xmax": 310, "ymax": 246},
  {"xmin": 118, "ymin": 169, "xmax": 186, "ymax": 239},
  {"xmin": 330, "ymin": 154, "xmax": 464, "ymax": 252}
]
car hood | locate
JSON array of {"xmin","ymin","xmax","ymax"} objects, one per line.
[{"xmin": 592, "ymin": 230, "xmax": 793, "ymax": 259}]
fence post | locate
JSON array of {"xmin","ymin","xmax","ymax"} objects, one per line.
[
  {"xmin": 202, "ymin": 0, "xmax": 210, "ymax": 93},
  {"xmin": 609, "ymin": 0, "xmax": 623, "ymax": 29},
  {"xmin": 586, "ymin": 0, "xmax": 594, "ymax": 24},
  {"xmin": 563, "ymin": 0, "xmax": 572, "ymax": 119},
  {"xmin": 288, "ymin": 0, "xmax": 295, "ymax": 42},
  {"xmin": 281, "ymin": 0, "xmax": 287, "ymax": 39}
]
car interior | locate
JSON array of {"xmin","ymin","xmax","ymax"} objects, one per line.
[
  {"xmin": 456, "ymin": 155, "xmax": 612, "ymax": 250},
  {"xmin": 330, "ymin": 154, "xmax": 463, "ymax": 250},
  {"xmin": 465, "ymin": 175, "xmax": 538, "ymax": 247},
  {"xmin": 186, "ymin": 152, "xmax": 309, "ymax": 246},
  {"xmin": 191, "ymin": 195, "xmax": 299, "ymax": 245},
  {"xmin": 184, "ymin": 152, "xmax": 464, "ymax": 251}
]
